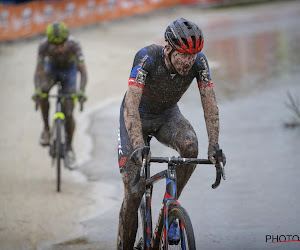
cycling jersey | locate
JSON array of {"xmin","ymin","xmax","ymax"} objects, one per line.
[
  {"xmin": 128, "ymin": 44, "xmax": 214, "ymax": 115},
  {"xmin": 118, "ymin": 44, "xmax": 218, "ymax": 250},
  {"xmin": 37, "ymin": 36, "xmax": 84, "ymax": 69}
]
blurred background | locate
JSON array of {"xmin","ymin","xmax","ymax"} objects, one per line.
[{"xmin": 1, "ymin": 0, "xmax": 300, "ymax": 249}]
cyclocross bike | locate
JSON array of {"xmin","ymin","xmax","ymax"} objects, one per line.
[
  {"xmin": 36, "ymin": 82, "xmax": 83, "ymax": 192},
  {"xmin": 117, "ymin": 144, "xmax": 225, "ymax": 250}
]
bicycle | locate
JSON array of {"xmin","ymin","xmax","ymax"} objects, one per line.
[
  {"xmin": 117, "ymin": 143, "xmax": 225, "ymax": 250},
  {"xmin": 35, "ymin": 82, "xmax": 83, "ymax": 192}
]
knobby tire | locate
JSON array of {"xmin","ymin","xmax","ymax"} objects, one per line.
[{"xmin": 158, "ymin": 205, "xmax": 196, "ymax": 250}]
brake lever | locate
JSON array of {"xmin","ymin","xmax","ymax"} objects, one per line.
[
  {"xmin": 211, "ymin": 149, "xmax": 225, "ymax": 189},
  {"xmin": 131, "ymin": 146, "xmax": 150, "ymax": 187},
  {"xmin": 140, "ymin": 158, "xmax": 146, "ymax": 178},
  {"xmin": 220, "ymin": 161, "xmax": 226, "ymax": 180},
  {"xmin": 212, "ymin": 165, "xmax": 221, "ymax": 189},
  {"xmin": 131, "ymin": 159, "xmax": 145, "ymax": 187}
]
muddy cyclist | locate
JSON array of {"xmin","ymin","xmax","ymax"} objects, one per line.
[
  {"xmin": 32, "ymin": 21, "xmax": 88, "ymax": 169},
  {"xmin": 117, "ymin": 18, "xmax": 226, "ymax": 249}
]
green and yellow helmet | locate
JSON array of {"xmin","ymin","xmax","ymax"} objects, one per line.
[{"xmin": 46, "ymin": 21, "xmax": 69, "ymax": 44}]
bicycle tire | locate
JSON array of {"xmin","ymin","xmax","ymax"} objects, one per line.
[
  {"xmin": 49, "ymin": 120, "xmax": 56, "ymax": 159},
  {"xmin": 117, "ymin": 197, "xmax": 146, "ymax": 250},
  {"xmin": 158, "ymin": 205, "xmax": 196, "ymax": 250},
  {"xmin": 56, "ymin": 118, "xmax": 62, "ymax": 192}
]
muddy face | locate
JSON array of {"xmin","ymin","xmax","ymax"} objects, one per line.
[
  {"xmin": 50, "ymin": 42, "xmax": 67, "ymax": 55},
  {"xmin": 171, "ymin": 51, "xmax": 197, "ymax": 76}
]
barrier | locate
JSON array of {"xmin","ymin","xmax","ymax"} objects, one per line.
[
  {"xmin": 181, "ymin": 0, "xmax": 225, "ymax": 4},
  {"xmin": 181, "ymin": 0, "xmax": 260, "ymax": 4},
  {"xmin": 0, "ymin": 0, "xmax": 256, "ymax": 41},
  {"xmin": 0, "ymin": 0, "xmax": 180, "ymax": 41}
]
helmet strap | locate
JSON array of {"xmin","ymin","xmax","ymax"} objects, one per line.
[{"xmin": 167, "ymin": 48, "xmax": 178, "ymax": 74}]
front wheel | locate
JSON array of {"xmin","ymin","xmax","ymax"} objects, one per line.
[
  {"xmin": 56, "ymin": 118, "xmax": 62, "ymax": 192},
  {"xmin": 159, "ymin": 205, "xmax": 196, "ymax": 250}
]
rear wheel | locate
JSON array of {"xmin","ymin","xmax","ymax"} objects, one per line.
[{"xmin": 158, "ymin": 205, "xmax": 195, "ymax": 250}]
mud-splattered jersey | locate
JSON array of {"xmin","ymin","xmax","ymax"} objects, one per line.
[
  {"xmin": 37, "ymin": 36, "xmax": 84, "ymax": 69},
  {"xmin": 129, "ymin": 44, "xmax": 214, "ymax": 114}
]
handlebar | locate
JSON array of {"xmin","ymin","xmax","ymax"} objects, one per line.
[
  {"xmin": 131, "ymin": 148, "xmax": 225, "ymax": 189},
  {"xmin": 150, "ymin": 157, "xmax": 212, "ymax": 164},
  {"xmin": 34, "ymin": 93, "xmax": 84, "ymax": 111}
]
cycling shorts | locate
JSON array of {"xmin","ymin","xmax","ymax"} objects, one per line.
[{"xmin": 45, "ymin": 60, "xmax": 77, "ymax": 94}]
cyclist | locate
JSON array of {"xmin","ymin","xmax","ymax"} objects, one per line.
[
  {"xmin": 117, "ymin": 18, "xmax": 226, "ymax": 248},
  {"xmin": 32, "ymin": 21, "xmax": 87, "ymax": 169}
]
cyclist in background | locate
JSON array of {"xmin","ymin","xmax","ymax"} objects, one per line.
[
  {"xmin": 32, "ymin": 21, "xmax": 87, "ymax": 169},
  {"xmin": 117, "ymin": 18, "xmax": 226, "ymax": 248}
]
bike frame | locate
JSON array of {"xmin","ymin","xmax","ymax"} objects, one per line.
[
  {"xmin": 142, "ymin": 157, "xmax": 212, "ymax": 249},
  {"xmin": 140, "ymin": 150, "xmax": 221, "ymax": 249},
  {"xmin": 35, "ymin": 82, "xmax": 83, "ymax": 192},
  {"xmin": 48, "ymin": 83, "xmax": 80, "ymax": 191},
  {"xmin": 121, "ymin": 150, "xmax": 224, "ymax": 249},
  {"xmin": 143, "ymin": 161, "xmax": 178, "ymax": 249},
  {"xmin": 49, "ymin": 83, "xmax": 67, "ymax": 161},
  {"xmin": 49, "ymin": 83, "xmax": 79, "ymax": 161}
]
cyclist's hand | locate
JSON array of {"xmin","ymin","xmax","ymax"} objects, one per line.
[
  {"xmin": 32, "ymin": 87, "xmax": 42, "ymax": 102},
  {"xmin": 77, "ymin": 89, "xmax": 87, "ymax": 104},
  {"xmin": 208, "ymin": 142, "xmax": 226, "ymax": 166},
  {"xmin": 130, "ymin": 146, "xmax": 151, "ymax": 166}
]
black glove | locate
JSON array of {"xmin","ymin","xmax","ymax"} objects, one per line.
[
  {"xmin": 77, "ymin": 89, "xmax": 87, "ymax": 103},
  {"xmin": 208, "ymin": 142, "xmax": 226, "ymax": 166},
  {"xmin": 130, "ymin": 146, "xmax": 151, "ymax": 166}
]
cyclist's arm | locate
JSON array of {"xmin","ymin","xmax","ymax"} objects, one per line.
[
  {"xmin": 124, "ymin": 85, "xmax": 145, "ymax": 148},
  {"xmin": 34, "ymin": 43, "xmax": 46, "ymax": 89},
  {"xmin": 74, "ymin": 39, "xmax": 87, "ymax": 91},
  {"xmin": 196, "ymin": 53, "xmax": 219, "ymax": 145},
  {"xmin": 124, "ymin": 47, "xmax": 152, "ymax": 148},
  {"xmin": 77, "ymin": 61, "xmax": 87, "ymax": 92},
  {"xmin": 199, "ymin": 85, "xmax": 219, "ymax": 145}
]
